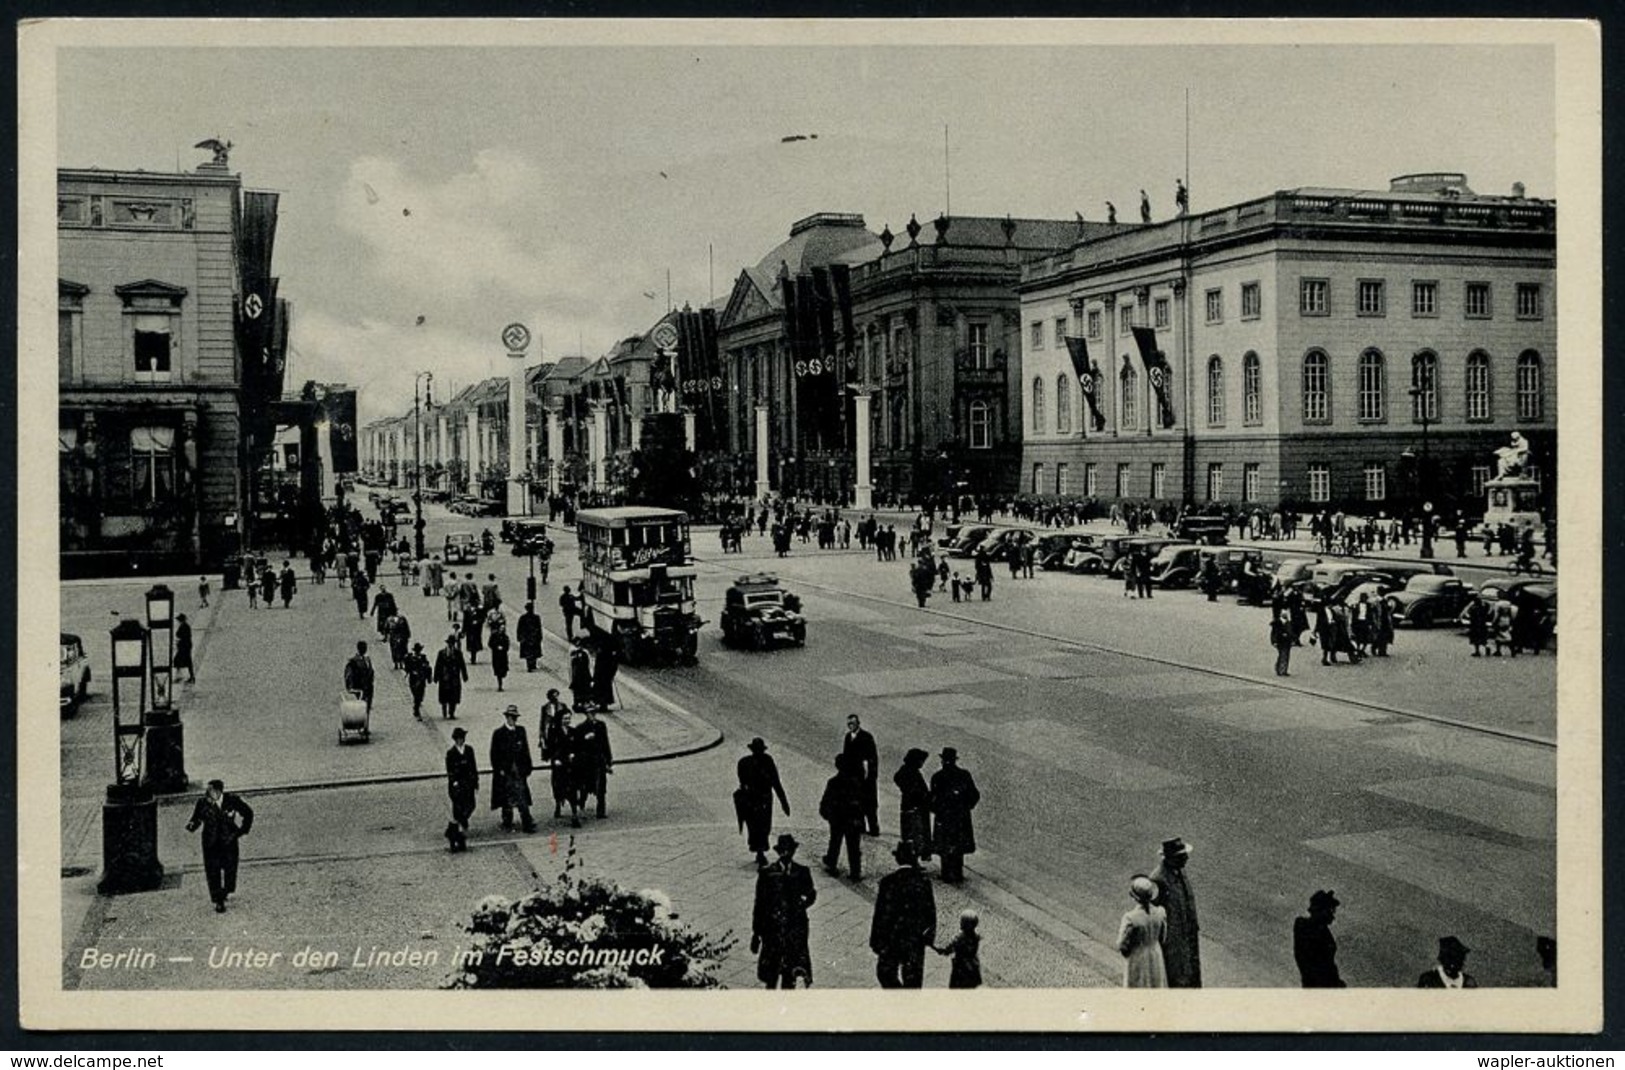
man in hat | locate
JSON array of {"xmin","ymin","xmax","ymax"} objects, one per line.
[
  {"xmin": 444, "ymin": 726, "xmax": 478, "ymax": 852},
  {"xmin": 489, "ymin": 705, "xmax": 536, "ymax": 833},
  {"xmin": 1152, "ymin": 837, "xmax": 1201, "ymax": 987},
  {"xmin": 1418, "ymin": 936, "xmax": 1478, "ymax": 988},
  {"xmin": 571, "ymin": 706, "xmax": 613, "ymax": 819},
  {"xmin": 403, "ymin": 641, "xmax": 431, "ymax": 718},
  {"xmin": 569, "ymin": 636, "xmax": 595, "ymax": 711},
  {"xmin": 185, "ymin": 779, "xmax": 254, "ymax": 913},
  {"xmin": 929, "ymin": 747, "xmax": 980, "ymax": 883},
  {"xmin": 737, "ymin": 738, "xmax": 791, "ymax": 868},
  {"xmin": 842, "ymin": 714, "xmax": 881, "ymax": 837},
  {"xmin": 343, "ymin": 640, "xmax": 375, "ymax": 715},
  {"xmin": 516, "ymin": 600, "xmax": 544, "ymax": 672},
  {"xmin": 869, "ymin": 841, "xmax": 938, "ymax": 988},
  {"xmin": 750, "ymin": 833, "xmax": 817, "ymax": 990},
  {"xmin": 1293, "ymin": 890, "xmax": 1345, "ymax": 987}
]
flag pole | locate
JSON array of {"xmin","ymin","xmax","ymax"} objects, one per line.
[{"xmin": 944, "ymin": 123, "xmax": 951, "ymax": 216}]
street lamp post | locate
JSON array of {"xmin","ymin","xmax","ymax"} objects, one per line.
[
  {"xmin": 414, "ymin": 372, "xmax": 434, "ymax": 561},
  {"xmin": 99, "ymin": 619, "xmax": 164, "ymax": 894},
  {"xmin": 141, "ymin": 583, "xmax": 187, "ymax": 793},
  {"xmin": 1408, "ymin": 386, "xmax": 1435, "ymax": 559}
]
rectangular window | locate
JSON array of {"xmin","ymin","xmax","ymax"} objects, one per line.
[
  {"xmin": 968, "ymin": 324, "xmax": 989, "ymax": 368},
  {"xmin": 1516, "ymin": 283, "xmax": 1543, "ymax": 319},
  {"xmin": 1054, "ymin": 318, "xmax": 1068, "ymax": 348},
  {"xmin": 59, "ymin": 310, "xmax": 75, "ymax": 384},
  {"xmin": 1206, "ymin": 463, "xmax": 1223, "ymax": 502},
  {"xmin": 1470, "ymin": 465, "xmax": 1491, "ymax": 498},
  {"xmin": 1300, "ymin": 278, "xmax": 1329, "ymax": 316},
  {"xmin": 1119, "ymin": 304, "xmax": 1133, "ymax": 336},
  {"xmin": 1055, "ymin": 463, "xmax": 1068, "ymax": 496},
  {"xmin": 1205, "ymin": 288, "xmax": 1223, "ymax": 324},
  {"xmin": 1465, "ymin": 282, "xmax": 1492, "ymax": 319},
  {"xmin": 132, "ymin": 313, "xmax": 174, "ymax": 383},
  {"xmin": 130, "ymin": 426, "xmax": 176, "ymax": 504},
  {"xmin": 1241, "ymin": 282, "xmax": 1261, "ymax": 320},
  {"xmin": 1465, "ymin": 357, "xmax": 1491, "ymax": 421},
  {"xmin": 1151, "ymin": 463, "xmax": 1167, "ymax": 500},
  {"xmin": 1411, "ymin": 280, "xmax": 1438, "ymax": 317},
  {"xmin": 1358, "ymin": 279, "xmax": 1386, "ymax": 317},
  {"xmin": 1032, "ymin": 463, "xmax": 1045, "ymax": 495},
  {"xmin": 1243, "ymin": 463, "xmax": 1260, "ymax": 502},
  {"xmin": 1154, "ymin": 298, "xmax": 1171, "ymax": 329},
  {"xmin": 1116, "ymin": 462, "xmax": 1131, "ymax": 499},
  {"xmin": 1087, "ymin": 310, "xmax": 1101, "ymax": 340},
  {"xmin": 1363, "ymin": 462, "xmax": 1387, "ymax": 502},
  {"xmin": 1243, "ymin": 356, "xmax": 1262, "ymax": 425},
  {"xmin": 1084, "ymin": 462, "xmax": 1098, "ymax": 497},
  {"xmin": 1308, "ymin": 463, "xmax": 1331, "ymax": 504},
  {"xmin": 1031, "ymin": 321, "xmax": 1044, "ymax": 350},
  {"xmin": 1358, "ymin": 356, "xmax": 1385, "ymax": 422}
]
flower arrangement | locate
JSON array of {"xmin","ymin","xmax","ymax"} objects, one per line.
[{"xmin": 443, "ymin": 838, "xmax": 734, "ymax": 989}]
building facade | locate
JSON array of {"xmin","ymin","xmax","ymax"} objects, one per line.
[
  {"xmin": 1017, "ymin": 174, "xmax": 1556, "ymax": 515},
  {"xmin": 58, "ymin": 156, "xmax": 288, "ymax": 575}
]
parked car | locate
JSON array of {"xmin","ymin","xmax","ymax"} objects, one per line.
[
  {"xmin": 979, "ymin": 528, "xmax": 1037, "ymax": 563},
  {"xmin": 1088, "ymin": 535, "xmax": 1137, "ymax": 576},
  {"xmin": 1037, "ymin": 528, "xmax": 1096, "ymax": 570},
  {"xmin": 444, "ymin": 531, "xmax": 479, "ymax": 565},
  {"xmin": 935, "ymin": 524, "xmax": 964, "ymax": 552},
  {"xmin": 509, "ymin": 520, "xmax": 554, "ymax": 558},
  {"xmin": 947, "ymin": 526, "xmax": 995, "ymax": 558},
  {"xmin": 60, "ymin": 633, "xmax": 91, "ymax": 713},
  {"xmin": 1304, "ymin": 563, "xmax": 1401, "ymax": 606},
  {"xmin": 1339, "ymin": 576, "xmax": 1409, "ymax": 608},
  {"xmin": 1457, "ymin": 578, "xmax": 1557, "ymax": 631},
  {"xmin": 1148, "ymin": 544, "xmax": 1204, "ymax": 588},
  {"xmin": 1384, "ymin": 574, "xmax": 1477, "ymax": 627},
  {"xmin": 720, "ymin": 573, "xmax": 806, "ymax": 650},
  {"xmin": 1109, "ymin": 536, "xmax": 1179, "ymax": 578},
  {"xmin": 1201, "ymin": 548, "xmax": 1269, "ymax": 599},
  {"xmin": 1174, "ymin": 510, "xmax": 1231, "ymax": 545},
  {"xmin": 1270, "ymin": 557, "xmax": 1323, "ymax": 594}
]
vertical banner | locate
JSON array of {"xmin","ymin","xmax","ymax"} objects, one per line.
[
  {"xmin": 810, "ymin": 266, "xmax": 838, "ymax": 359},
  {"xmin": 326, "ymin": 390, "xmax": 359, "ymax": 472},
  {"xmin": 1132, "ymin": 325, "xmax": 1176, "ymax": 428}
]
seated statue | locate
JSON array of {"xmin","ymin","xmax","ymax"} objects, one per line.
[{"xmin": 1494, "ymin": 431, "xmax": 1531, "ymax": 478}]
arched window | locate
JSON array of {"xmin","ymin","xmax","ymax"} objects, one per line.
[
  {"xmin": 1031, "ymin": 377, "xmax": 1045, "ymax": 434},
  {"xmin": 1517, "ymin": 350, "xmax": 1544, "ymax": 420},
  {"xmin": 1358, "ymin": 349, "xmax": 1386, "ymax": 421},
  {"xmin": 1121, "ymin": 364, "xmax": 1139, "ymax": 429},
  {"xmin": 1465, "ymin": 350, "xmax": 1491, "ymax": 422},
  {"xmin": 1243, "ymin": 351, "xmax": 1262, "ymax": 424},
  {"xmin": 1411, "ymin": 350, "xmax": 1439, "ymax": 422},
  {"xmin": 969, "ymin": 400, "xmax": 991, "ymax": 449},
  {"xmin": 1055, "ymin": 374, "xmax": 1071, "ymax": 434},
  {"xmin": 1303, "ymin": 350, "xmax": 1329, "ymax": 422},
  {"xmin": 1207, "ymin": 356, "xmax": 1225, "ymax": 425}
]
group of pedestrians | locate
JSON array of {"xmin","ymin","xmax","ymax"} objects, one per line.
[{"xmin": 240, "ymin": 557, "xmax": 299, "ymax": 611}]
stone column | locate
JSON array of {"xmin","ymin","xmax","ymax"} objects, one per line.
[
  {"xmin": 754, "ymin": 404, "xmax": 770, "ymax": 500},
  {"xmin": 467, "ymin": 409, "xmax": 482, "ymax": 491},
  {"xmin": 588, "ymin": 401, "xmax": 607, "ymax": 491},
  {"xmin": 545, "ymin": 404, "xmax": 563, "ymax": 498},
  {"xmin": 507, "ymin": 354, "xmax": 527, "ymax": 516},
  {"xmin": 436, "ymin": 413, "xmax": 449, "ymax": 489},
  {"xmin": 683, "ymin": 411, "xmax": 697, "ymax": 453},
  {"xmin": 630, "ymin": 414, "xmax": 642, "ymax": 453},
  {"xmin": 853, "ymin": 390, "xmax": 873, "ymax": 510}
]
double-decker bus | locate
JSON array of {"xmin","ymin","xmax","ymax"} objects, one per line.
[{"xmin": 575, "ymin": 506, "xmax": 702, "ymax": 663}]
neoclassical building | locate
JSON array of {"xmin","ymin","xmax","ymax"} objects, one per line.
[{"xmin": 1017, "ymin": 173, "xmax": 1556, "ymax": 514}]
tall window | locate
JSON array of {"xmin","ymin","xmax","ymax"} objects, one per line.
[
  {"xmin": 1206, "ymin": 464, "xmax": 1223, "ymax": 501},
  {"xmin": 1465, "ymin": 351, "xmax": 1491, "ymax": 421},
  {"xmin": 1465, "ymin": 282, "xmax": 1492, "ymax": 319},
  {"xmin": 1084, "ymin": 462, "xmax": 1098, "ymax": 497},
  {"xmin": 1411, "ymin": 351, "xmax": 1439, "ymax": 422},
  {"xmin": 1243, "ymin": 351, "xmax": 1262, "ymax": 424},
  {"xmin": 1032, "ymin": 463, "xmax": 1045, "ymax": 495},
  {"xmin": 1358, "ymin": 349, "xmax": 1386, "ymax": 421},
  {"xmin": 1242, "ymin": 463, "xmax": 1260, "ymax": 502},
  {"xmin": 132, "ymin": 314, "xmax": 175, "ymax": 383},
  {"xmin": 1055, "ymin": 463, "xmax": 1068, "ymax": 495},
  {"xmin": 967, "ymin": 324, "xmax": 989, "ymax": 368},
  {"xmin": 1206, "ymin": 356, "xmax": 1225, "ymax": 425},
  {"xmin": 1055, "ymin": 375, "xmax": 1071, "ymax": 433},
  {"xmin": 1300, "ymin": 278, "xmax": 1329, "ymax": 316},
  {"xmin": 1121, "ymin": 365, "xmax": 1138, "ymax": 429},
  {"xmin": 1152, "ymin": 463, "xmax": 1167, "ymax": 499},
  {"xmin": 1517, "ymin": 351, "xmax": 1544, "ymax": 420},
  {"xmin": 1031, "ymin": 377, "xmax": 1045, "ymax": 433},
  {"xmin": 1088, "ymin": 310, "xmax": 1101, "ymax": 339},
  {"xmin": 1363, "ymin": 462, "xmax": 1387, "ymax": 502},
  {"xmin": 131, "ymin": 427, "xmax": 176, "ymax": 504},
  {"xmin": 1119, "ymin": 304, "xmax": 1133, "ymax": 336},
  {"xmin": 1303, "ymin": 350, "xmax": 1329, "ymax": 422},
  {"xmin": 1030, "ymin": 321, "xmax": 1045, "ymax": 350},
  {"xmin": 1054, "ymin": 317, "xmax": 1068, "ymax": 348},
  {"xmin": 1411, "ymin": 280, "xmax": 1438, "ymax": 317},
  {"xmin": 1358, "ymin": 279, "xmax": 1386, "ymax": 317},
  {"xmin": 1516, "ymin": 283, "xmax": 1543, "ymax": 319},
  {"xmin": 968, "ymin": 400, "xmax": 991, "ymax": 449},
  {"xmin": 1116, "ymin": 463, "xmax": 1131, "ymax": 498},
  {"xmin": 1205, "ymin": 289, "xmax": 1223, "ymax": 324},
  {"xmin": 1154, "ymin": 298, "xmax": 1171, "ymax": 329},
  {"xmin": 1241, "ymin": 282, "xmax": 1261, "ymax": 320},
  {"xmin": 1308, "ymin": 463, "xmax": 1331, "ymax": 503}
]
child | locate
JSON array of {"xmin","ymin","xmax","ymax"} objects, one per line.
[
  {"xmin": 934, "ymin": 909, "xmax": 982, "ymax": 988},
  {"xmin": 198, "ymin": 575, "xmax": 210, "ymax": 608},
  {"xmin": 950, "ymin": 572, "xmax": 963, "ymax": 603}
]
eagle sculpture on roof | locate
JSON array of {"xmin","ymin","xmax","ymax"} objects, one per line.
[{"xmin": 193, "ymin": 139, "xmax": 232, "ymax": 167}]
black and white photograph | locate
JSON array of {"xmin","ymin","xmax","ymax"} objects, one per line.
[{"xmin": 17, "ymin": 18, "xmax": 1602, "ymax": 1035}]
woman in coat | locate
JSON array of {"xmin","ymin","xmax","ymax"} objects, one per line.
[
  {"xmin": 929, "ymin": 747, "xmax": 980, "ymax": 883},
  {"xmin": 1117, "ymin": 875, "xmax": 1168, "ymax": 988},
  {"xmin": 462, "ymin": 606, "xmax": 485, "ymax": 666},
  {"xmin": 387, "ymin": 612, "xmax": 412, "ymax": 670},
  {"xmin": 444, "ymin": 726, "xmax": 478, "ymax": 850},
  {"xmin": 1466, "ymin": 596, "xmax": 1490, "ymax": 656},
  {"xmin": 487, "ymin": 623, "xmax": 511, "ymax": 692},
  {"xmin": 432, "ymin": 634, "xmax": 468, "ymax": 719},
  {"xmin": 893, "ymin": 749, "xmax": 933, "ymax": 861},
  {"xmin": 173, "ymin": 614, "xmax": 195, "ymax": 684},
  {"xmin": 259, "ymin": 565, "xmax": 277, "ymax": 608}
]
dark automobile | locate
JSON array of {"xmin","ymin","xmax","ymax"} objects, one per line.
[
  {"xmin": 1148, "ymin": 544, "xmax": 1204, "ymax": 588},
  {"xmin": 1037, "ymin": 528, "xmax": 1096, "ymax": 570},
  {"xmin": 444, "ymin": 531, "xmax": 479, "ymax": 566},
  {"xmin": 1457, "ymin": 577, "xmax": 1556, "ymax": 633},
  {"xmin": 947, "ymin": 526, "xmax": 995, "ymax": 558},
  {"xmin": 1302, "ymin": 562, "xmax": 1400, "ymax": 606},
  {"xmin": 720, "ymin": 573, "xmax": 806, "ymax": 650},
  {"xmin": 1174, "ymin": 510, "xmax": 1231, "ymax": 546},
  {"xmin": 1201, "ymin": 547, "xmax": 1269, "ymax": 600},
  {"xmin": 979, "ymin": 528, "xmax": 1037, "ymax": 563},
  {"xmin": 1088, "ymin": 535, "xmax": 1137, "ymax": 576},
  {"xmin": 509, "ymin": 520, "xmax": 554, "ymax": 558},
  {"xmin": 1109, "ymin": 537, "xmax": 1178, "ymax": 578},
  {"xmin": 1385, "ymin": 574, "xmax": 1477, "ymax": 627}
]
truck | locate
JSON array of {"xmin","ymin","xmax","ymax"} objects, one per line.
[{"xmin": 575, "ymin": 506, "xmax": 703, "ymax": 664}]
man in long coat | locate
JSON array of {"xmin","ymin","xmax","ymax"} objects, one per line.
[
  {"xmin": 371, "ymin": 584, "xmax": 397, "ymax": 640},
  {"xmin": 540, "ymin": 695, "xmax": 578, "ymax": 824},
  {"xmin": 279, "ymin": 560, "xmax": 298, "ymax": 608},
  {"xmin": 403, "ymin": 641, "xmax": 431, "ymax": 718},
  {"xmin": 343, "ymin": 641, "xmax": 375, "ymax": 715},
  {"xmin": 569, "ymin": 637, "xmax": 595, "ymax": 711},
  {"xmin": 487, "ymin": 623, "xmax": 511, "ymax": 692},
  {"xmin": 842, "ymin": 714, "xmax": 881, "ymax": 837},
  {"xmin": 432, "ymin": 634, "xmax": 467, "ymax": 719},
  {"xmin": 1293, "ymin": 889, "xmax": 1345, "ymax": 987},
  {"xmin": 1152, "ymin": 837, "xmax": 1202, "ymax": 987},
  {"xmin": 751, "ymin": 833, "xmax": 817, "ymax": 989},
  {"xmin": 929, "ymin": 747, "xmax": 980, "ymax": 883},
  {"xmin": 737, "ymin": 737, "xmax": 791, "ymax": 867},
  {"xmin": 489, "ymin": 705, "xmax": 536, "ymax": 833},
  {"xmin": 869, "ymin": 842, "xmax": 938, "ymax": 988},
  {"xmin": 444, "ymin": 726, "xmax": 478, "ymax": 851},
  {"xmin": 571, "ymin": 706, "xmax": 613, "ymax": 819},
  {"xmin": 592, "ymin": 636, "xmax": 620, "ymax": 709},
  {"xmin": 516, "ymin": 601, "xmax": 544, "ymax": 672},
  {"xmin": 185, "ymin": 779, "xmax": 254, "ymax": 913}
]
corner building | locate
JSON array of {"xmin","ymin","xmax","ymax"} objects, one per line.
[{"xmin": 1017, "ymin": 174, "xmax": 1555, "ymax": 514}]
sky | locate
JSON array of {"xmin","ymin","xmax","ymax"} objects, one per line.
[{"xmin": 50, "ymin": 30, "xmax": 1556, "ymax": 424}]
